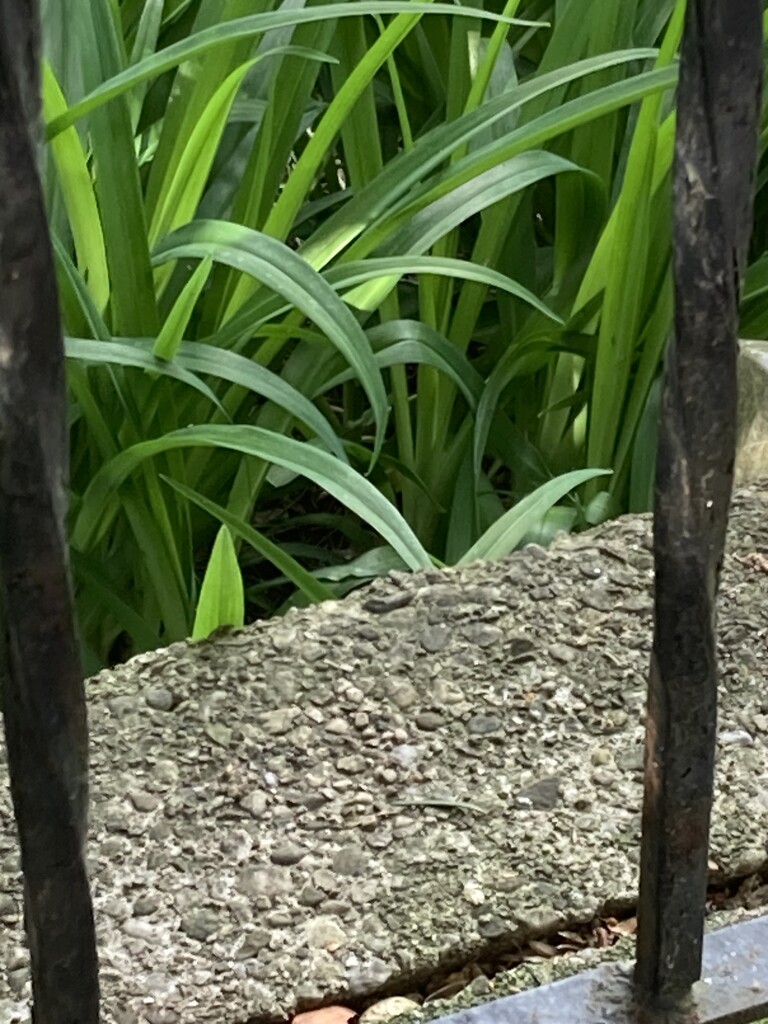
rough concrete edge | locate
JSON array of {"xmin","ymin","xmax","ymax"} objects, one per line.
[{"xmin": 374, "ymin": 902, "xmax": 768, "ymax": 1024}]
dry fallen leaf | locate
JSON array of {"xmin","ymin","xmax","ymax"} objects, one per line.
[
  {"xmin": 605, "ymin": 916, "xmax": 638, "ymax": 938},
  {"xmin": 527, "ymin": 940, "xmax": 559, "ymax": 958}
]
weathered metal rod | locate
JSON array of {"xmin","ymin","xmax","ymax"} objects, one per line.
[
  {"xmin": 635, "ymin": 0, "xmax": 762, "ymax": 1008},
  {"xmin": 0, "ymin": 0, "xmax": 99, "ymax": 1020}
]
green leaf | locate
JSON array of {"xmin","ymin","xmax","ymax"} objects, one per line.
[
  {"xmin": 42, "ymin": 61, "xmax": 110, "ymax": 312},
  {"xmin": 46, "ymin": 3, "xmax": 540, "ymax": 138},
  {"xmin": 318, "ymin": 319, "xmax": 484, "ymax": 413},
  {"xmin": 153, "ymin": 221, "xmax": 389, "ymax": 463},
  {"xmin": 66, "ymin": 336, "xmax": 349, "ymax": 463},
  {"xmin": 191, "ymin": 525, "xmax": 245, "ymax": 639},
  {"xmin": 335, "ymin": 255, "xmax": 562, "ymax": 322},
  {"xmin": 153, "ymin": 257, "xmax": 213, "ymax": 360},
  {"xmin": 148, "ymin": 48, "xmax": 334, "ymax": 251},
  {"xmin": 66, "ymin": 336, "xmax": 224, "ymax": 411},
  {"xmin": 456, "ymin": 468, "xmax": 612, "ymax": 564},
  {"xmin": 314, "ymin": 546, "xmax": 409, "ymax": 581},
  {"xmin": 162, "ymin": 476, "xmax": 335, "ymax": 604},
  {"xmin": 73, "ymin": 424, "xmax": 434, "ymax": 571},
  {"xmin": 299, "ymin": 51, "xmax": 663, "ymax": 271}
]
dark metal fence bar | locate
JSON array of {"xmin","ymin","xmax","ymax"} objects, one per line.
[
  {"xmin": 427, "ymin": 0, "xmax": 764, "ymax": 1021},
  {"xmin": 0, "ymin": 1, "xmax": 99, "ymax": 1021},
  {"xmin": 635, "ymin": 0, "xmax": 762, "ymax": 1008}
]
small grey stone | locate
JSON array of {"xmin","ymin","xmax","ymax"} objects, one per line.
[
  {"xmin": 548, "ymin": 642, "xmax": 577, "ymax": 663},
  {"xmin": 7, "ymin": 968, "xmax": 28, "ymax": 995},
  {"xmin": 266, "ymin": 909, "xmax": 294, "ymax": 928},
  {"xmin": 144, "ymin": 972, "xmax": 179, "ymax": 1000},
  {"xmin": 522, "ymin": 543, "xmax": 549, "ymax": 560},
  {"xmin": 420, "ymin": 625, "xmax": 450, "ymax": 652},
  {"xmin": 259, "ymin": 708, "xmax": 299, "ymax": 735},
  {"xmin": 270, "ymin": 842, "xmax": 307, "ymax": 866},
  {"xmin": 719, "ymin": 729, "xmax": 755, "ymax": 746},
  {"xmin": 113, "ymin": 1010, "xmax": 139, "ymax": 1024},
  {"xmin": 581, "ymin": 589, "xmax": 614, "ymax": 611},
  {"xmin": 144, "ymin": 686, "xmax": 176, "ymax": 711},
  {"xmin": 300, "ymin": 641, "xmax": 325, "ymax": 662},
  {"xmin": 620, "ymin": 594, "xmax": 654, "ymax": 613},
  {"xmin": 180, "ymin": 908, "xmax": 222, "ymax": 942},
  {"xmin": 415, "ymin": 711, "xmax": 445, "ymax": 731},
  {"xmin": 298, "ymin": 886, "xmax": 325, "ymax": 907},
  {"xmin": 592, "ymin": 769, "xmax": 615, "ymax": 788},
  {"xmin": 390, "ymin": 744, "xmax": 421, "ymax": 769},
  {"xmin": 515, "ymin": 776, "xmax": 562, "ymax": 810},
  {"xmin": 129, "ymin": 789, "xmax": 160, "ymax": 813},
  {"xmin": 240, "ymin": 791, "xmax": 269, "ymax": 818},
  {"xmin": 326, "ymin": 717, "xmax": 351, "ymax": 735},
  {"xmin": 360, "ymin": 996, "xmax": 420, "ymax": 1024},
  {"xmin": 505, "ymin": 637, "xmax": 536, "ymax": 660},
  {"xmin": 477, "ymin": 914, "xmax": 507, "ymax": 939},
  {"xmin": 337, "ymin": 754, "xmax": 367, "ymax": 773},
  {"xmin": 102, "ymin": 897, "xmax": 131, "ymax": 921},
  {"xmin": 238, "ymin": 866, "xmax": 293, "ymax": 899},
  {"xmin": 579, "ymin": 563, "xmax": 603, "ymax": 579},
  {"xmin": 152, "ymin": 759, "xmax": 179, "ymax": 787},
  {"xmin": 305, "ymin": 916, "xmax": 346, "ymax": 950},
  {"xmin": 105, "ymin": 805, "xmax": 130, "ymax": 834},
  {"xmin": 133, "ymin": 895, "xmax": 160, "ymax": 916},
  {"xmin": 332, "ymin": 846, "xmax": 370, "ymax": 877},
  {"xmin": 270, "ymin": 626, "xmax": 298, "ymax": 651},
  {"xmin": 347, "ymin": 956, "xmax": 394, "ymax": 995},
  {"xmin": 204, "ymin": 722, "xmax": 232, "ymax": 747},
  {"xmin": 466, "ymin": 714, "xmax": 503, "ymax": 736},
  {"xmin": 122, "ymin": 918, "xmax": 162, "ymax": 942},
  {"xmin": 235, "ymin": 928, "xmax": 271, "ymax": 959},
  {"xmin": 106, "ymin": 696, "xmax": 138, "ymax": 719},
  {"xmin": 0, "ymin": 894, "xmax": 16, "ymax": 916},
  {"xmin": 143, "ymin": 1009, "xmax": 179, "ymax": 1024},
  {"xmin": 350, "ymin": 880, "xmax": 379, "ymax": 905},
  {"xmin": 388, "ymin": 682, "xmax": 419, "ymax": 709},
  {"xmin": 148, "ymin": 821, "xmax": 172, "ymax": 842},
  {"xmin": 302, "ymin": 792, "xmax": 328, "ymax": 812},
  {"xmin": 460, "ymin": 623, "xmax": 503, "ymax": 648},
  {"xmin": 313, "ymin": 868, "xmax": 340, "ymax": 892},
  {"xmin": 363, "ymin": 592, "xmax": 413, "ymax": 613},
  {"xmin": 617, "ymin": 747, "xmax": 645, "ymax": 772},
  {"xmin": 470, "ymin": 974, "xmax": 493, "ymax": 996},
  {"xmin": 220, "ymin": 828, "xmax": 253, "ymax": 861}
]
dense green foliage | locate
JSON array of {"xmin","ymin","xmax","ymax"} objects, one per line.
[{"xmin": 41, "ymin": 0, "xmax": 768, "ymax": 670}]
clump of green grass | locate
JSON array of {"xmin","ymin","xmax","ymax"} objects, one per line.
[{"xmin": 41, "ymin": 0, "xmax": 768, "ymax": 670}]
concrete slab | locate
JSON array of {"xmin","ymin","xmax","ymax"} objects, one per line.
[{"xmin": 1, "ymin": 484, "xmax": 768, "ymax": 1024}]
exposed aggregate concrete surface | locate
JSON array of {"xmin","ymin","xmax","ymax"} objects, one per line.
[{"xmin": 1, "ymin": 484, "xmax": 768, "ymax": 1024}]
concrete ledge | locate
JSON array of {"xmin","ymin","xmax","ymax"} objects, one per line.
[
  {"xmin": 737, "ymin": 340, "xmax": 768, "ymax": 484},
  {"xmin": 1, "ymin": 486, "xmax": 767, "ymax": 1024}
]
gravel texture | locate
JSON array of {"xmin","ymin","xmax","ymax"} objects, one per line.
[{"xmin": 1, "ymin": 483, "xmax": 768, "ymax": 1024}]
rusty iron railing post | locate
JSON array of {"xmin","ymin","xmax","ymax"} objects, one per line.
[
  {"xmin": 634, "ymin": 0, "xmax": 762, "ymax": 1011},
  {"xmin": 0, "ymin": 0, "xmax": 100, "ymax": 1020}
]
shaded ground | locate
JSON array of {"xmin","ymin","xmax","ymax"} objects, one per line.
[{"xmin": 1, "ymin": 483, "xmax": 767, "ymax": 1024}]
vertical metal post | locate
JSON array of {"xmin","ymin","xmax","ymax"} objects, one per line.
[
  {"xmin": 0, "ymin": 1, "xmax": 100, "ymax": 1021},
  {"xmin": 635, "ymin": 0, "xmax": 762, "ymax": 1010}
]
